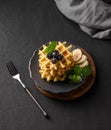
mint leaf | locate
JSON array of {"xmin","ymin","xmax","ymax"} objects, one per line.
[
  {"xmin": 67, "ymin": 65, "xmax": 92, "ymax": 84},
  {"xmin": 69, "ymin": 75, "xmax": 82, "ymax": 84},
  {"xmin": 74, "ymin": 65, "xmax": 82, "ymax": 76},
  {"xmin": 82, "ymin": 66, "xmax": 92, "ymax": 76},
  {"xmin": 45, "ymin": 41, "xmax": 58, "ymax": 54}
]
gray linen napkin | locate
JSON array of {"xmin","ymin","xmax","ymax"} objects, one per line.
[{"xmin": 54, "ymin": 0, "xmax": 111, "ymax": 39}]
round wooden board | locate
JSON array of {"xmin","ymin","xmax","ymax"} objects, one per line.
[{"xmin": 36, "ymin": 48, "xmax": 96, "ymax": 100}]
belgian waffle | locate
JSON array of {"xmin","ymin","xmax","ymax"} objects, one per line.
[{"xmin": 38, "ymin": 41, "xmax": 75, "ymax": 82}]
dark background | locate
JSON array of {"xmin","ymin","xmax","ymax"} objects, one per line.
[{"xmin": 0, "ymin": 0, "xmax": 111, "ymax": 130}]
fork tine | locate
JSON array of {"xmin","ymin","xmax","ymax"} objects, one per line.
[
  {"xmin": 6, "ymin": 62, "xmax": 12, "ymax": 75},
  {"xmin": 6, "ymin": 61, "xmax": 18, "ymax": 76},
  {"xmin": 9, "ymin": 61, "xmax": 18, "ymax": 73}
]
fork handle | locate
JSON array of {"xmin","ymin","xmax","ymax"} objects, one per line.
[
  {"xmin": 24, "ymin": 87, "xmax": 48, "ymax": 117},
  {"xmin": 18, "ymin": 78, "xmax": 48, "ymax": 117}
]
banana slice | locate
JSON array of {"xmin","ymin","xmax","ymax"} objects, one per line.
[
  {"xmin": 79, "ymin": 60, "xmax": 89, "ymax": 68},
  {"xmin": 76, "ymin": 54, "xmax": 87, "ymax": 64},
  {"xmin": 73, "ymin": 48, "xmax": 82, "ymax": 61}
]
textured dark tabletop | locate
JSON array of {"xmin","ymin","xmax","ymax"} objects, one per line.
[{"xmin": 0, "ymin": 0, "xmax": 111, "ymax": 130}]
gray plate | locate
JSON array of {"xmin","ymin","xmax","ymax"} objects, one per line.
[{"xmin": 28, "ymin": 45, "xmax": 86, "ymax": 94}]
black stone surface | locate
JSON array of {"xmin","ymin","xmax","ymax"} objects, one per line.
[{"xmin": 0, "ymin": 0, "xmax": 111, "ymax": 130}]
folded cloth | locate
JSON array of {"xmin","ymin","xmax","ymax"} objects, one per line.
[{"xmin": 54, "ymin": 0, "xmax": 111, "ymax": 39}]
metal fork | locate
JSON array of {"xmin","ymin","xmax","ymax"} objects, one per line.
[{"xmin": 6, "ymin": 61, "xmax": 48, "ymax": 118}]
